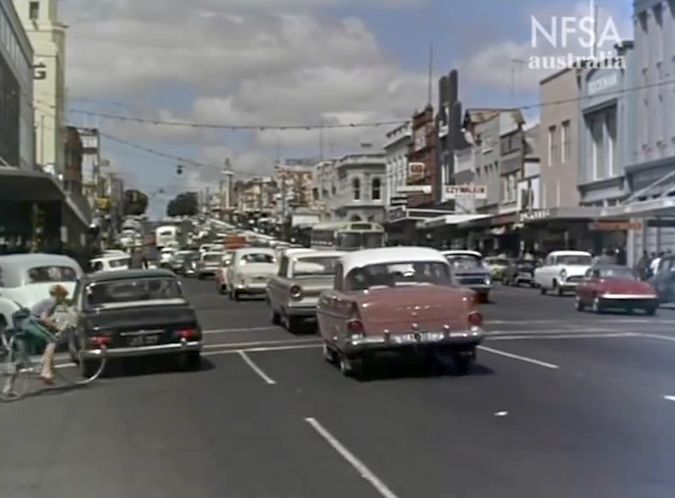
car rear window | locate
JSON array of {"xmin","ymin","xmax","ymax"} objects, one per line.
[
  {"xmin": 445, "ymin": 254, "xmax": 482, "ymax": 269},
  {"xmin": 293, "ymin": 257, "xmax": 340, "ymax": 277},
  {"xmin": 27, "ymin": 266, "xmax": 78, "ymax": 284},
  {"xmin": 86, "ymin": 277, "xmax": 183, "ymax": 308},
  {"xmin": 345, "ymin": 262, "xmax": 451, "ymax": 291},
  {"xmin": 241, "ymin": 253, "xmax": 275, "ymax": 264}
]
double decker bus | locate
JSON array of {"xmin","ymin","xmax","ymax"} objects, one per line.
[{"xmin": 310, "ymin": 222, "xmax": 385, "ymax": 251}]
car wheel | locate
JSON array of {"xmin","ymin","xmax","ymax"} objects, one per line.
[
  {"xmin": 592, "ymin": 296, "xmax": 604, "ymax": 314},
  {"xmin": 217, "ymin": 285, "xmax": 226, "ymax": 295},
  {"xmin": 79, "ymin": 358, "xmax": 98, "ymax": 379},
  {"xmin": 177, "ymin": 352, "xmax": 201, "ymax": 371},
  {"xmin": 540, "ymin": 285, "xmax": 547, "ymax": 295},
  {"xmin": 480, "ymin": 292, "xmax": 490, "ymax": 303},
  {"xmin": 554, "ymin": 280, "xmax": 564, "ymax": 296},
  {"xmin": 339, "ymin": 354, "xmax": 363, "ymax": 378},
  {"xmin": 270, "ymin": 307, "xmax": 281, "ymax": 326},
  {"xmin": 453, "ymin": 352, "xmax": 474, "ymax": 375},
  {"xmin": 232, "ymin": 290, "xmax": 240, "ymax": 301},
  {"xmin": 322, "ymin": 342, "xmax": 337, "ymax": 364},
  {"xmin": 575, "ymin": 296, "xmax": 585, "ymax": 311},
  {"xmin": 286, "ymin": 316, "xmax": 301, "ymax": 334},
  {"xmin": 645, "ymin": 306, "xmax": 657, "ymax": 316}
]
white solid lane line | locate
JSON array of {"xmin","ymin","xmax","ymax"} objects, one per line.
[
  {"xmin": 203, "ymin": 338, "xmax": 318, "ymax": 349},
  {"xmin": 488, "ymin": 332, "xmax": 637, "ymax": 341},
  {"xmin": 203, "ymin": 344, "xmax": 321, "ymax": 356},
  {"xmin": 637, "ymin": 333, "xmax": 675, "ymax": 343},
  {"xmin": 664, "ymin": 396, "xmax": 675, "ymax": 402},
  {"xmin": 478, "ymin": 345, "xmax": 559, "ymax": 369},
  {"xmin": 304, "ymin": 417, "xmax": 400, "ymax": 498},
  {"xmin": 237, "ymin": 350, "xmax": 277, "ymax": 385}
]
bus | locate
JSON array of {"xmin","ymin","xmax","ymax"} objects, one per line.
[
  {"xmin": 155, "ymin": 225, "xmax": 181, "ymax": 249},
  {"xmin": 310, "ymin": 222, "xmax": 385, "ymax": 251}
]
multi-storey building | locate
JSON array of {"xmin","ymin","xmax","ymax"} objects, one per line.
[
  {"xmin": 407, "ymin": 106, "xmax": 437, "ymax": 208},
  {"xmin": 383, "ymin": 123, "xmax": 410, "ymax": 206},
  {"xmin": 0, "ymin": 0, "xmax": 33, "ymax": 170},
  {"xmin": 13, "ymin": 0, "xmax": 66, "ymax": 175},
  {"xmin": 330, "ymin": 154, "xmax": 386, "ymax": 223},
  {"xmin": 275, "ymin": 159, "xmax": 317, "ymax": 217}
]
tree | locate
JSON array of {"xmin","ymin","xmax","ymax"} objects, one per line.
[
  {"xmin": 123, "ymin": 190, "xmax": 148, "ymax": 216},
  {"xmin": 166, "ymin": 192, "xmax": 199, "ymax": 217}
]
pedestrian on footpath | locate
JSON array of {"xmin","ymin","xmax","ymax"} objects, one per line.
[
  {"xmin": 636, "ymin": 251, "xmax": 650, "ymax": 279},
  {"xmin": 649, "ymin": 251, "xmax": 664, "ymax": 277}
]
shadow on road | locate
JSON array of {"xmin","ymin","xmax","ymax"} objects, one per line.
[{"xmin": 353, "ymin": 357, "xmax": 494, "ymax": 383}]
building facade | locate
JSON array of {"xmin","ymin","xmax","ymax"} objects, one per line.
[
  {"xmin": 330, "ymin": 154, "xmax": 386, "ymax": 223},
  {"xmin": 0, "ymin": 0, "xmax": 33, "ymax": 170},
  {"xmin": 407, "ymin": 106, "xmax": 437, "ymax": 207},
  {"xmin": 539, "ymin": 68, "xmax": 581, "ymax": 209},
  {"xmin": 383, "ymin": 122, "xmax": 411, "ymax": 206},
  {"xmin": 275, "ymin": 159, "xmax": 317, "ymax": 219},
  {"xmin": 63, "ymin": 126, "xmax": 82, "ymax": 194},
  {"xmin": 13, "ymin": 0, "xmax": 66, "ymax": 175}
]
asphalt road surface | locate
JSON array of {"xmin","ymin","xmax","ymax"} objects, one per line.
[{"xmin": 2, "ymin": 278, "xmax": 675, "ymax": 498}]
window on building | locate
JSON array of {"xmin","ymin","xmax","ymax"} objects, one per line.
[
  {"xmin": 590, "ymin": 114, "xmax": 604, "ymax": 180},
  {"xmin": 352, "ymin": 178, "xmax": 361, "ymax": 201},
  {"xmin": 372, "ymin": 177, "xmax": 382, "ymax": 201},
  {"xmin": 606, "ymin": 108, "xmax": 617, "ymax": 177},
  {"xmin": 561, "ymin": 120, "xmax": 570, "ymax": 164},
  {"xmin": 29, "ymin": 1, "xmax": 40, "ymax": 20},
  {"xmin": 547, "ymin": 125, "xmax": 557, "ymax": 166}
]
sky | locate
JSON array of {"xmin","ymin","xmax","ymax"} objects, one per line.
[{"xmin": 57, "ymin": 0, "xmax": 634, "ymax": 218}]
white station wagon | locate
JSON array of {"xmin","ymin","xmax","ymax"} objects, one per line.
[
  {"xmin": 534, "ymin": 250, "xmax": 593, "ymax": 296},
  {"xmin": 226, "ymin": 248, "xmax": 277, "ymax": 301}
]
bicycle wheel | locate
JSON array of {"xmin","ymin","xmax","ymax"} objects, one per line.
[
  {"xmin": 53, "ymin": 336, "xmax": 107, "ymax": 386},
  {"xmin": 0, "ymin": 338, "xmax": 38, "ymax": 402}
]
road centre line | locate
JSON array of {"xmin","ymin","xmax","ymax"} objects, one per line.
[
  {"xmin": 488, "ymin": 332, "xmax": 637, "ymax": 341},
  {"xmin": 203, "ymin": 344, "xmax": 321, "ymax": 356},
  {"xmin": 486, "ymin": 328, "xmax": 622, "ymax": 336},
  {"xmin": 664, "ymin": 396, "xmax": 675, "ymax": 402},
  {"xmin": 304, "ymin": 417, "xmax": 399, "ymax": 498},
  {"xmin": 478, "ymin": 345, "xmax": 559, "ymax": 369},
  {"xmin": 636, "ymin": 333, "xmax": 675, "ymax": 343},
  {"xmin": 237, "ymin": 350, "xmax": 277, "ymax": 385}
]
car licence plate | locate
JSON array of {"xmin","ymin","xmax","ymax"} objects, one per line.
[
  {"xmin": 393, "ymin": 332, "xmax": 445, "ymax": 344},
  {"xmin": 128, "ymin": 335, "xmax": 160, "ymax": 347}
]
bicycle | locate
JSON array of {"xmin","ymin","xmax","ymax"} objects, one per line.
[{"xmin": 0, "ymin": 315, "xmax": 107, "ymax": 402}]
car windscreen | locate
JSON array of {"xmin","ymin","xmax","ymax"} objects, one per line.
[
  {"xmin": 445, "ymin": 255, "xmax": 482, "ymax": 270},
  {"xmin": 345, "ymin": 262, "xmax": 451, "ymax": 291},
  {"xmin": 293, "ymin": 256, "xmax": 340, "ymax": 277},
  {"xmin": 597, "ymin": 266, "xmax": 636, "ymax": 279},
  {"xmin": 203, "ymin": 254, "xmax": 222, "ymax": 263},
  {"xmin": 85, "ymin": 277, "xmax": 183, "ymax": 308},
  {"xmin": 557, "ymin": 255, "xmax": 592, "ymax": 265},
  {"xmin": 241, "ymin": 253, "xmax": 275, "ymax": 264},
  {"xmin": 27, "ymin": 266, "xmax": 78, "ymax": 284}
]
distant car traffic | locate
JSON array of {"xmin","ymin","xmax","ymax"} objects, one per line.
[
  {"xmin": 535, "ymin": 250, "xmax": 592, "ymax": 296},
  {"xmin": 197, "ymin": 252, "xmax": 223, "ymax": 279},
  {"xmin": 442, "ymin": 250, "xmax": 492, "ymax": 302},
  {"xmin": 317, "ymin": 247, "xmax": 484, "ymax": 378},
  {"xmin": 159, "ymin": 247, "xmax": 176, "ymax": 268},
  {"xmin": 266, "ymin": 250, "xmax": 343, "ymax": 333},
  {"xmin": 170, "ymin": 250, "xmax": 197, "ymax": 274},
  {"xmin": 502, "ymin": 259, "xmax": 538, "ymax": 287},
  {"xmin": 90, "ymin": 255, "xmax": 131, "ymax": 273},
  {"xmin": 181, "ymin": 252, "xmax": 200, "ymax": 277},
  {"xmin": 226, "ymin": 248, "xmax": 277, "ymax": 300},
  {"xmin": 69, "ymin": 269, "xmax": 202, "ymax": 376},
  {"xmin": 484, "ymin": 257, "xmax": 510, "ymax": 281},
  {"xmin": 575, "ymin": 265, "xmax": 658, "ymax": 315}
]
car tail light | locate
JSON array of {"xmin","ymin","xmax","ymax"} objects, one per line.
[
  {"xmin": 89, "ymin": 336, "xmax": 112, "ymax": 348},
  {"xmin": 178, "ymin": 328, "xmax": 200, "ymax": 340},
  {"xmin": 468, "ymin": 312, "xmax": 483, "ymax": 328},
  {"xmin": 347, "ymin": 319, "xmax": 364, "ymax": 335},
  {"xmin": 290, "ymin": 285, "xmax": 303, "ymax": 300}
]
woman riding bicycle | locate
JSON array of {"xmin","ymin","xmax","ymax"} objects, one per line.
[{"xmin": 27, "ymin": 284, "xmax": 69, "ymax": 384}]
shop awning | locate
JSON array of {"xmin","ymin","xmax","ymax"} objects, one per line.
[
  {"xmin": 599, "ymin": 196, "xmax": 675, "ymax": 219},
  {"xmin": 386, "ymin": 207, "xmax": 454, "ymax": 224},
  {"xmin": 424, "ymin": 214, "xmax": 489, "ymax": 229},
  {"xmin": 518, "ymin": 207, "xmax": 602, "ymax": 224}
]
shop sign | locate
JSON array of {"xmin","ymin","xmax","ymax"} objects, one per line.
[
  {"xmin": 588, "ymin": 73, "xmax": 619, "ymax": 96},
  {"xmin": 589, "ymin": 220, "xmax": 643, "ymax": 231},
  {"xmin": 387, "ymin": 207, "xmax": 407, "ymax": 222},
  {"xmin": 408, "ymin": 162, "xmax": 427, "ymax": 181},
  {"xmin": 519, "ymin": 209, "xmax": 551, "ymax": 222},
  {"xmin": 397, "ymin": 185, "xmax": 432, "ymax": 194},
  {"xmin": 445, "ymin": 185, "xmax": 487, "ymax": 200}
]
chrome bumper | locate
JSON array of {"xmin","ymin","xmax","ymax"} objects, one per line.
[
  {"xmin": 236, "ymin": 283, "xmax": 268, "ymax": 293},
  {"xmin": 342, "ymin": 328, "xmax": 484, "ymax": 353},
  {"xmin": 80, "ymin": 340, "xmax": 202, "ymax": 359}
]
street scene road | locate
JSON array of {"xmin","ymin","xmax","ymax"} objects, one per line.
[{"xmin": 2, "ymin": 279, "xmax": 675, "ymax": 498}]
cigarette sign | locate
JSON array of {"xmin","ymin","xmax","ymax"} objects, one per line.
[
  {"xmin": 445, "ymin": 185, "xmax": 487, "ymax": 200},
  {"xmin": 408, "ymin": 162, "xmax": 426, "ymax": 180},
  {"xmin": 589, "ymin": 221, "xmax": 643, "ymax": 231}
]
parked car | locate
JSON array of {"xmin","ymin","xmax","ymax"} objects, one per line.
[
  {"xmin": 90, "ymin": 255, "xmax": 131, "ymax": 273},
  {"xmin": 649, "ymin": 254, "xmax": 675, "ymax": 304},
  {"xmin": 226, "ymin": 248, "xmax": 277, "ymax": 301},
  {"xmin": 484, "ymin": 256, "xmax": 510, "ymax": 281},
  {"xmin": 317, "ymin": 247, "xmax": 485, "ymax": 378},
  {"xmin": 197, "ymin": 251, "xmax": 224, "ymax": 279},
  {"xmin": 215, "ymin": 251, "xmax": 235, "ymax": 294},
  {"xmin": 0, "ymin": 254, "xmax": 83, "ymax": 309},
  {"xmin": 68, "ymin": 269, "xmax": 202, "ymax": 376},
  {"xmin": 267, "ymin": 250, "xmax": 343, "ymax": 332},
  {"xmin": 576, "ymin": 265, "xmax": 658, "ymax": 315},
  {"xmin": 534, "ymin": 250, "xmax": 592, "ymax": 296},
  {"xmin": 502, "ymin": 259, "xmax": 538, "ymax": 287},
  {"xmin": 441, "ymin": 250, "xmax": 492, "ymax": 302}
]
